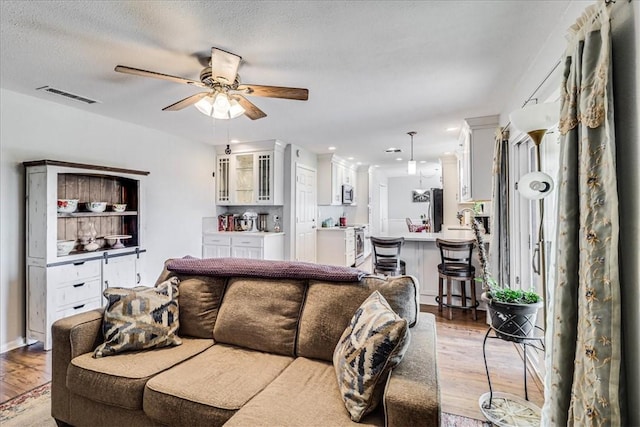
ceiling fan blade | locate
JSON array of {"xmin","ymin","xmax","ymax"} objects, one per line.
[
  {"xmin": 115, "ymin": 65, "xmax": 206, "ymax": 88},
  {"xmin": 236, "ymin": 84, "xmax": 309, "ymax": 101},
  {"xmin": 162, "ymin": 92, "xmax": 211, "ymax": 111},
  {"xmin": 235, "ymin": 95, "xmax": 267, "ymax": 120},
  {"xmin": 211, "ymin": 47, "xmax": 242, "ymax": 84}
]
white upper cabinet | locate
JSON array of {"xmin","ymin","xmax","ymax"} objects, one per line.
[
  {"xmin": 458, "ymin": 115, "xmax": 499, "ymax": 202},
  {"xmin": 215, "ymin": 140, "xmax": 285, "ymax": 206},
  {"xmin": 317, "ymin": 154, "xmax": 358, "ymax": 205}
]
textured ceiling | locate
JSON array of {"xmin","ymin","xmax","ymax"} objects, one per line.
[{"xmin": 1, "ymin": 1, "xmax": 574, "ymax": 172}]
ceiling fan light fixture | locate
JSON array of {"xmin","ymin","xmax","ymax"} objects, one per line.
[
  {"xmin": 194, "ymin": 93, "xmax": 245, "ymax": 119},
  {"xmin": 194, "ymin": 95, "xmax": 215, "ymax": 116},
  {"xmin": 228, "ymin": 98, "xmax": 245, "ymax": 119}
]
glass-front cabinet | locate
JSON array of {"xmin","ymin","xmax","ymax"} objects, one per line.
[{"xmin": 215, "ymin": 140, "xmax": 284, "ymax": 206}]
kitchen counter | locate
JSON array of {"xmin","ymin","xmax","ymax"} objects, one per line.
[
  {"xmin": 378, "ymin": 229, "xmax": 484, "ymax": 242},
  {"xmin": 202, "ymin": 231, "xmax": 285, "ymax": 236},
  {"xmin": 372, "ymin": 229, "xmax": 487, "ymax": 306}
]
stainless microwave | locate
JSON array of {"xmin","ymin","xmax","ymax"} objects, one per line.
[{"xmin": 342, "ymin": 184, "xmax": 354, "ymax": 204}]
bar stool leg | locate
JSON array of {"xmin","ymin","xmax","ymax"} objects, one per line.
[
  {"xmin": 447, "ymin": 278, "xmax": 453, "ymax": 320},
  {"xmin": 438, "ymin": 275, "xmax": 444, "ymax": 313},
  {"xmin": 461, "ymin": 280, "xmax": 467, "ymax": 308},
  {"xmin": 471, "ymin": 279, "xmax": 477, "ymax": 321}
]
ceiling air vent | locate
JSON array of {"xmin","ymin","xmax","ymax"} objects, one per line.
[{"xmin": 36, "ymin": 86, "xmax": 100, "ymax": 105}]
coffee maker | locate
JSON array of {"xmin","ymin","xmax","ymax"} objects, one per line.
[{"xmin": 257, "ymin": 213, "xmax": 269, "ymax": 231}]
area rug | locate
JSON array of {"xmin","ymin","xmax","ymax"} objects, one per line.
[{"xmin": 0, "ymin": 382, "xmax": 489, "ymax": 426}]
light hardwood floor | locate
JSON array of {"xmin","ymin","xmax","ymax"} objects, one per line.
[{"xmin": 0, "ymin": 306, "xmax": 543, "ymax": 421}]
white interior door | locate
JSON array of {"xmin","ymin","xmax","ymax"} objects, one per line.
[
  {"xmin": 379, "ymin": 184, "xmax": 388, "ymax": 233},
  {"xmin": 295, "ymin": 164, "xmax": 317, "ymax": 262}
]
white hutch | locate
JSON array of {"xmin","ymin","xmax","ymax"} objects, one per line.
[{"xmin": 24, "ymin": 160, "xmax": 148, "ymax": 349}]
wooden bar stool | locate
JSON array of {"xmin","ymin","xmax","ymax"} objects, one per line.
[
  {"xmin": 370, "ymin": 237, "xmax": 406, "ymax": 276},
  {"xmin": 435, "ymin": 238, "xmax": 478, "ymax": 320}
]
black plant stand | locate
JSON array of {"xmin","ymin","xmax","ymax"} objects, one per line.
[{"xmin": 479, "ymin": 323, "xmax": 545, "ymax": 427}]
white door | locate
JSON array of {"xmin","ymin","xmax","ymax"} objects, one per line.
[
  {"xmin": 379, "ymin": 184, "xmax": 388, "ymax": 233},
  {"xmin": 295, "ymin": 164, "xmax": 317, "ymax": 262}
]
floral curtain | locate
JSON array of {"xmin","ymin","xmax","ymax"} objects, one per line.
[
  {"xmin": 543, "ymin": 2, "xmax": 622, "ymax": 426},
  {"xmin": 488, "ymin": 128, "xmax": 509, "ymax": 286}
]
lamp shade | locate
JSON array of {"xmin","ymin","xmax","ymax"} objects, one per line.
[
  {"xmin": 407, "ymin": 160, "xmax": 416, "ymax": 175},
  {"xmin": 518, "ymin": 171, "xmax": 554, "ymax": 200},
  {"xmin": 509, "ymin": 102, "xmax": 560, "ymax": 133}
]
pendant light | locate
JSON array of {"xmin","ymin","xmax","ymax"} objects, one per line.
[{"xmin": 407, "ymin": 131, "xmax": 417, "ymax": 175}]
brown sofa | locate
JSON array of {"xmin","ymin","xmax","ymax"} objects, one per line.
[{"xmin": 51, "ymin": 260, "xmax": 440, "ymax": 426}]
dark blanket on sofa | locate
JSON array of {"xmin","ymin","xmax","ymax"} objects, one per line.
[{"xmin": 167, "ymin": 257, "xmax": 366, "ymax": 282}]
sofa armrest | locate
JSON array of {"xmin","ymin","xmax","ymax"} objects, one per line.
[
  {"xmin": 51, "ymin": 308, "xmax": 104, "ymax": 423},
  {"xmin": 384, "ymin": 312, "xmax": 440, "ymax": 427}
]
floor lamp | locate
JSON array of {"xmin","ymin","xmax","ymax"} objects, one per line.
[{"xmin": 509, "ymin": 102, "xmax": 560, "ymax": 330}]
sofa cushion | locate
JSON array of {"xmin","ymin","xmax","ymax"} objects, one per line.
[
  {"xmin": 94, "ymin": 278, "xmax": 181, "ymax": 358},
  {"xmin": 297, "ymin": 275, "xmax": 418, "ymax": 361},
  {"xmin": 68, "ymin": 337, "xmax": 213, "ymax": 410},
  {"xmin": 333, "ymin": 291, "xmax": 410, "ymax": 422},
  {"xmin": 224, "ymin": 357, "xmax": 383, "ymax": 427},
  {"xmin": 213, "ymin": 277, "xmax": 306, "ymax": 356},
  {"xmin": 154, "ymin": 259, "xmax": 227, "ymax": 339},
  {"xmin": 144, "ymin": 344, "xmax": 294, "ymax": 426}
]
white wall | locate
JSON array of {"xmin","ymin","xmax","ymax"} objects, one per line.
[
  {"xmin": 0, "ymin": 89, "xmax": 215, "ymax": 351},
  {"xmin": 387, "ymin": 175, "xmax": 441, "ymax": 221}
]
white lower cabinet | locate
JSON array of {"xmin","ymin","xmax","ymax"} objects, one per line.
[
  {"xmin": 102, "ymin": 254, "xmax": 142, "ymax": 289},
  {"xmin": 316, "ymin": 228, "xmax": 356, "ymax": 267},
  {"xmin": 202, "ymin": 233, "xmax": 284, "ymax": 261},
  {"xmin": 27, "ymin": 250, "xmax": 144, "ymax": 350}
]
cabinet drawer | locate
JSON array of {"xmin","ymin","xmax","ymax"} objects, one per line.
[
  {"xmin": 203, "ymin": 235, "xmax": 231, "ymax": 246},
  {"xmin": 232, "ymin": 236, "xmax": 263, "ymax": 248},
  {"xmin": 48, "ymin": 261, "xmax": 101, "ymax": 285},
  {"xmin": 56, "ymin": 278, "xmax": 102, "ymax": 308},
  {"xmin": 56, "ymin": 297, "xmax": 102, "ymax": 320}
]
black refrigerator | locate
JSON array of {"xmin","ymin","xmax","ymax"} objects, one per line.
[{"xmin": 430, "ymin": 188, "xmax": 443, "ymax": 232}]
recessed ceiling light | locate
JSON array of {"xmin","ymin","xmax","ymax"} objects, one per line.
[
  {"xmin": 444, "ymin": 151, "xmax": 453, "ymax": 155},
  {"xmin": 374, "ymin": 165, "xmax": 380, "ymax": 168},
  {"xmin": 385, "ymin": 148, "xmax": 402, "ymax": 153},
  {"xmin": 396, "ymin": 157, "xmax": 403, "ymax": 161},
  {"xmin": 230, "ymin": 139, "xmax": 240, "ymax": 143},
  {"xmin": 446, "ymin": 127, "xmax": 458, "ymax": 132},
  {"xmin": 419, "ymin": 160, "xmax": 427, "ymax": 164},
  {"xmin": 356, "ymin": 162, "xmax": 362, "ymax": 165},
  {"xmin": 347, "ymin": 157, "xmax": 354, "ymax": 160},
  {"xmin": 328, "ymin": 146, "xmax": 336, "ymax": 151}
]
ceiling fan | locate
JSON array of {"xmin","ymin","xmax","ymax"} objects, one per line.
[{"xmin": 114, "ymin": 47, "xmax": 309, "ymax": 120}]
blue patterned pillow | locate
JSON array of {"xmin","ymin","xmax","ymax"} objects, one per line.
[
  {"xmin": 93, "ymin": 278, "xmax": 181, "ymax": 358},
  {"xmin": 333, "ymin": 290, "xmax": 410, "ymax": 421}
]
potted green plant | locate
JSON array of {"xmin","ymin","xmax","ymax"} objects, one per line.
[{"xmin": 471, "ymin": 219, "xmax": 543, "ymax": 343}]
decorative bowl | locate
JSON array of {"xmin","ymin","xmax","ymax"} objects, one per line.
[
  {"xmin": 56, "ymin": 239, "xmax": 76, "ymax": 256},
  {"xmin": 112, "ymin": 203, "xmax": 127, "ymax": 213},
  {"xmin": 86, "ymin": 202, "xmax": 107, "ymax": 212},
  {"xmin": 57, "ymin": 199, "xmax": 79, "ymax": 213}
]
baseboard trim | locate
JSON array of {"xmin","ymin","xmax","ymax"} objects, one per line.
[{"xmin": 0, "ymin": 337, "xmax": 27, "ymax": 354}]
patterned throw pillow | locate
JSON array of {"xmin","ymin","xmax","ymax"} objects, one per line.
[
  {"xmin": 93, "ymin": 278, "xmax": 181, "ymax": 358},
  {"xmin": 333, "ymin": 290, "xmax": 410, "ymax": 422}
]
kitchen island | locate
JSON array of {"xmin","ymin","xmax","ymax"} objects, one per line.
[{"xmin": 376, "ymin": 229, "xmax": 484, "ymax": 306}]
